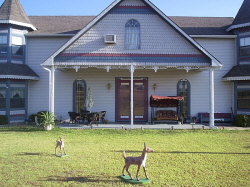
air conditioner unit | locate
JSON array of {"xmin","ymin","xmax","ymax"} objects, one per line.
[{"xmin": 104, "ymin": 35, "xmax": 116, "ymax": 44}]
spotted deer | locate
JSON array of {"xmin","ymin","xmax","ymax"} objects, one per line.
[{"xmin": 122, "ymin": 143, "xmax": 153, "ymax": 181}]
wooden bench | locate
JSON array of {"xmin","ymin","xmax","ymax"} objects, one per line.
[{"xmin": 198, "ymin": 113, "xmax": 233, "ymax": 123}]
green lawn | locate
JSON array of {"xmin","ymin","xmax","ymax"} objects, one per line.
[{"xmin": 0, "ymin": 126, "xmax": 249, "ymax": 186}]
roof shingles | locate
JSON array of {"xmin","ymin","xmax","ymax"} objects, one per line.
[{"xmin": 27, "ymin": 16, "xmax": 234, "ymax": 35}]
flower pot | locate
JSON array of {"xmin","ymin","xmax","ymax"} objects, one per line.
[{"xmin": 44, "ymin": 124, "xmax": 53, "ymax": 131}]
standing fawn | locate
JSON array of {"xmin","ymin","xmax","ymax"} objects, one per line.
[
  {"xmin": 122, "ymin": 143, "xmax": 153, "ymax": 181},
  {"xmin": 55, "ymin": 137, "xmax": 66, "ymax": 155}
]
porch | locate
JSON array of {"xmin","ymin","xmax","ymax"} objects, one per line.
[
  {"xmin": 41, "ymin": 66, "xmax": 218, "ymax": 129},
  {"xmin": 58, "ymin": 123, "xmax": 210, "ymax": 130}
]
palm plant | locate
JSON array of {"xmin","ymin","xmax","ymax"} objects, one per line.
[{"xmin": 39, "ymin": 112, "xmax": 57, "ymax": 130}]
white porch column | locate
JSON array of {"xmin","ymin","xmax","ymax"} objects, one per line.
[
  {"xmin": 49, "ymin": 65, "xmax": 55, "ymax": 114},
  {"xmin": 130, "ymin": 65, "xmax": 134, "ymax": 128},
  {"xmin": 209, "ymin": 68, "xmax": 215, "ymax": 128}
]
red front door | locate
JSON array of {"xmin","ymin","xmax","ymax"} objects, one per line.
[{"xmin": 115, "ymin": 78, "xmax": 148, "ymax": 123}]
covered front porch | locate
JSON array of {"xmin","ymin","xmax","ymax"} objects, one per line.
[{"xmin": 42, "ymin": 61, "xmax": 218, "ymax": 128}]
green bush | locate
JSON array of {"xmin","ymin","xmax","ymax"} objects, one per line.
[
  {"xmin": 233, "ymin": 114, "xmax": 250, "ymax": 127},
  {"xmin": 29, "ymin": 114, "xmax": 37, "ymax": 123},
  {"xmin": 37, "ymin": 111, "xmax": 48, "ymax": 124},
  {"xmin": 0, "ymin": 115, "xmax": 8, "ymax": 125}
]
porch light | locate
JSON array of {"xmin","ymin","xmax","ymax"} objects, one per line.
[
  {"xmin": 152, "ymin": 83, "xmax": 157, "ymax": 92},
  {"xmin": 107, "ymin": 83, "xmax": 111, "ymax": 90}
]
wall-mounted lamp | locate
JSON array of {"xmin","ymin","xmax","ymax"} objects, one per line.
[
  {"xmin": 107, "ymin": 83, "xmax": 111, "ymax": 91},
  {"xmin": 152, "ymin": 83, "xmax": 157, "ymax": 92}
]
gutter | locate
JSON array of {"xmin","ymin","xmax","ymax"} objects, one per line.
[
  {"xmin": 190, "ymin": 35, "xmax": 237, "ymax": 39},
  {"xmin": 26, "ymin": 34, "xmax": 75, "ymax": 37}
]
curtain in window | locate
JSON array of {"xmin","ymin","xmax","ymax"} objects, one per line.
[
  {"xmin": 125, "ymin": 19, "xmax": 140, "ymax": 49},
  {"xmin": 0, "ymin": 88, "xmax": 6, "ymax": 109},
  {"xmin": 10, "ymin": 88, "xmax": 25, "ymax": 109}
]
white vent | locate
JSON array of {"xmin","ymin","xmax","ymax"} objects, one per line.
[{"xmin": 104, "ymin": 35, "xmax": 116, "ymax": 44}]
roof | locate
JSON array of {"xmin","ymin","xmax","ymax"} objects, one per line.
[
  {"xmin": 223, "ymin": 65, "xmax": 250, "ymax": 81},
  {"xmin": 0, "ymin": 63, "xmax": 39, "ymax": 80},
  {"xmin": 41, "ymin": 0, "xmax": 222, "ymax": 68},
  {"xmin": 27, "ymin": 16, "xmax": 233, "ymax": 35},
  {"xmin": 0, "ymin": 0, "xmax": 36, "ymax": 30},
  {"xmin": 29, "ymin": 16, "xmax": 95, "ymax": 35},
  {"xmin": 232, "ymin": 0, "xmax": 250, "ymax": 26},
  {"xmin": 227, "ymin": 0, "xmax": 250, "ymax": 31}
]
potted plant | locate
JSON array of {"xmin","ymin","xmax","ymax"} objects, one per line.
[{"xmin": 39, "ymin": 112, "xmax": 57, "ymax": 131}]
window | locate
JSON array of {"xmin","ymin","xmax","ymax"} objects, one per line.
[
  {"xmin": 11, "ymin": 36, "xmax": 23, "ymax": 56},
  {"xmin": 12, "ymin": 45, "xmax": 23, "ymax": 56},
  {"xmin": 177, "ymin": 79, "xmax": 190, "ymax": 119},
  {"xmin": 0, "ymin": 46, "xmax": 7, "ymax": 54},
  {"xmin": 240, "ymin": 37, "xmax": 250, "ymax": 47},
  {"xmin": 0, "ymin": 34, "xmax": 8, "ymax": 54},
  {"xmin": 0, "ymin": 35, "xmax": 7, "ymax": 44},
  {"xmin": 73, "ymin": 80, "xmax": 86, "ymax": 113},
  {"xmin": 240, "ymin": 37, "xmax": 250, "ymax": 56},
  {"xmin": 125, "ymin": 19, "xmax": 140, "ymax": 49},
  {"xmin": 0, "ymin": 88, "xmax": 6, "ymax": 109},
  {"xmin": 10, "ymin": 88, "xmax": 25, "ymax": 109},
  {"xmin": 237, "ymin": 84, "xmax": 250, "ymax": 110}
]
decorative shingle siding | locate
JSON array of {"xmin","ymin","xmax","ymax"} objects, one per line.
[{"xmin": 58, "ymin": 7, "xmax": 208, "ymax": 66}]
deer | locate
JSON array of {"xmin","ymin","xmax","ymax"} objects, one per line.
[
  {"xmin": 122, "ymin": 143, "xmax": 153, "ymax": 181},
  {"xmin": 55, "ymin": 137, "xmax": 66, "ymax": 155}
]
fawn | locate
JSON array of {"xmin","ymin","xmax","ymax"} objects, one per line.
[
  {"xmin": 55, "ymin": 137, "xmax": 66, "ymax": 155},
  {"xmin": 122, "ymin": 143, "xmax": 153, "ymax": 181}
]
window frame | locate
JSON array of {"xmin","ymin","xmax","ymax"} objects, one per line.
[
  {"xmin": 0, "ymin": 87, "xmax": 6, "ymax": 110},
  {"xmin": 11, "ymin": 34, "xmax": 24, "ymax": 56},
  {"xmin": 125, "ymin": 19, "xmax": 141, "ymax": 50},
  {"xmin": 237, "ymin": 84, "xmax": 250, "ymax": 111},
  {"xmin": 73, "ymin": 80, "xmax": 87, "ymax": 113},
  {"xmin": 177, "ymin": 79, "xmax": 191, "ymax": 119},
  {"xmin": 10, "ymin": 87, "xmax": 25, "ymax": 109}
]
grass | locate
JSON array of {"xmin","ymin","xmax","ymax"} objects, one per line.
[{"xmin": 0, "ymin": 126, "xmax": 249, "ymax": 186}]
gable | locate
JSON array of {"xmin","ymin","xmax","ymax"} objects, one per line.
[{"xmin": 44, "ymin": 0, "xmax": 221, "ymax": 67}]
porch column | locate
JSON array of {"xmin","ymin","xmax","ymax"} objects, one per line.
[
  {"xmin": 49, "ymin": 65, "xmax": 55, "ymax": 114},
  {"xmin": 209, "ymin": 68, "xmax": 215, "ymax": 128},
  {"xmin": 130, "ymin": 64, "xmax": 134, "ymax": 128}
]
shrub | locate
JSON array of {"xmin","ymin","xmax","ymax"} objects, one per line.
[
  {"xmin": 29, "ymin": 114, "xmax": 37, "ymax": 123},
  {"xmin": 0, "ymin": 115, "xmax": 8, "ymax": 125},
  {"xmin": 233, "ymin": 114, "xmax": 250, "ymax": 127},
  {"xmin": 39, "ymin": 112, "xmax": 57, "ymax": 130},
  {"xmin": 37, "ymin": 111, "xmax": 48, "ymax": 124}
]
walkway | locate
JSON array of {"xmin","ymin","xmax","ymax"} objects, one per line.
[{"xmin": 58, "ymin": 123, "xmax": 249, "ymax": 130}]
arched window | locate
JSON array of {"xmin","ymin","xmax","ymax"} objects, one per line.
[
  {"xmin": 73, "ymin": 80, "xmax": 86, "ymax": 113},
  {"xmin": 125, "ymin": 19, "xmax": 140, "ymax": 49},
  {"xmin": 177, "ymin": 79, "xmax": 190, "ymax": 119}
]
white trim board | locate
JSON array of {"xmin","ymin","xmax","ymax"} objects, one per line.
[
  {"xmin": 0, "ymin": 75, "xmax": 39, "ymax": 80},
  {"xmin": 0, "ymin": 20, "xmax": 36, "ymax": 31}
]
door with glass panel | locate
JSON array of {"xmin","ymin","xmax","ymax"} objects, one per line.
[
  {"xmin": 73, "ymin": 80, "xmax": 86, "ymax": 113},
  {"xmin": 115, "ymin": 78, "xmax": 148, "ymax": 122}
]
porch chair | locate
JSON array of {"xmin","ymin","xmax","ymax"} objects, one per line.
[
  {"xmin": 87, "ymin": 112, "xmax": 99, "ymax": 126},
  {"xmin": 68, "ymin": 112, "xmax": 81, "ymax": 124},
  {"xmin": 98, "ymin": 111, "xmax": 106, "ymax": 123}
]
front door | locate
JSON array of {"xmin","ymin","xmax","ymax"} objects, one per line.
[{"xmin": 115, "ymin": 78, "xmax": 148, "ymax": 122}]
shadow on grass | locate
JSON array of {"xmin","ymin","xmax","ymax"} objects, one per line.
[
  {"xmin": 113, "ymin": 150, "xmax": 250, "ymax": 155},
  {"xmin": 0, "ymin": 125, "xmax": 44, "ymax": 132},
  {"xmin": 16, "ymin": 152, "xmax": 55, "ymax": 157},
  {"xmin": 41, "ymin": 175, "xmax": 121, "ymax": 184}
]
